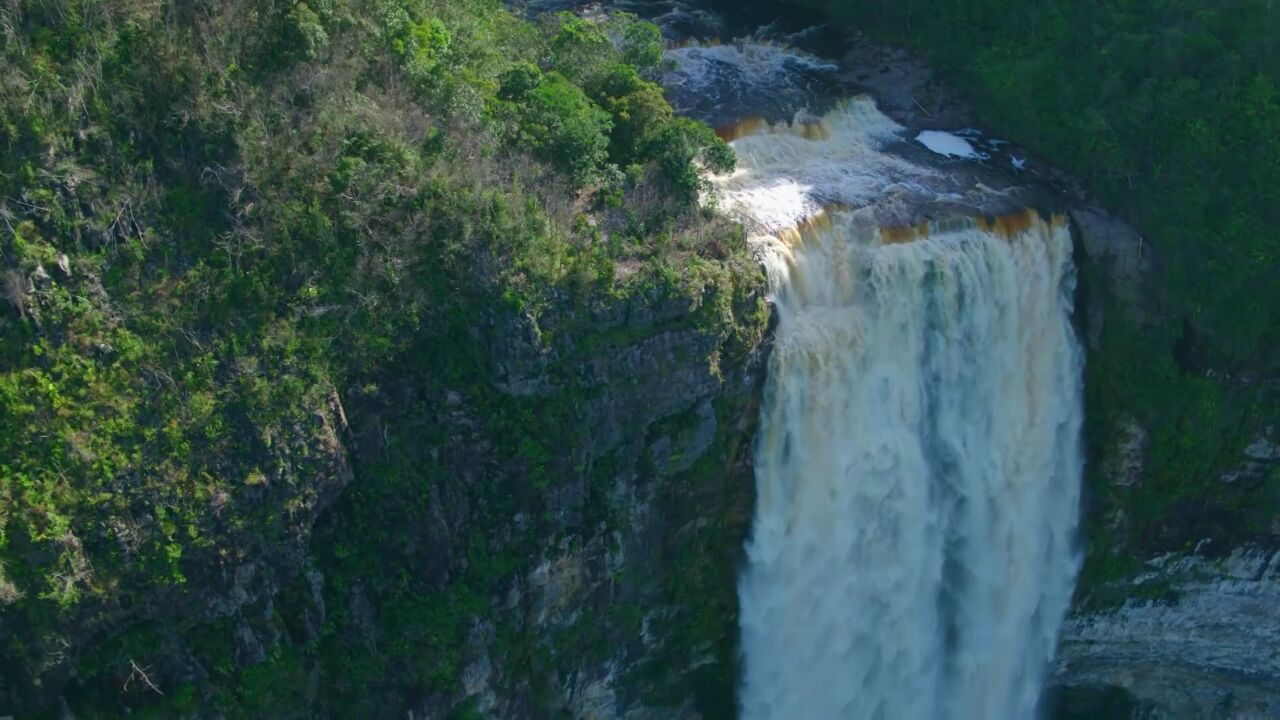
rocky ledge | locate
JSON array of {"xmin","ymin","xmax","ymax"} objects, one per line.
[{"xmin": 1054, "ymin": 545, "xmax": 1280, "ymax": 718}]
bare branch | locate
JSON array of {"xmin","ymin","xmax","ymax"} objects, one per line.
[{"xmin": 125, "ymin": 659, "xmax": 164, "ymax": 696}]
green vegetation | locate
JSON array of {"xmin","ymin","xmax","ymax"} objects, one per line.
[
  {"xmin": 769, "ymin": 0, "xmax": 1280, "ymax": 591},
  {"xmin": 12, "ymin": 0, "xmax": 1272, "ymax": 714},
  {"xmin": 0, "ymin": 0, "xmax": 758, "ymax": 715}
]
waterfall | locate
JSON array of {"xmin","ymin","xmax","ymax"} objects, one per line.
[{"xmin": 722, "ymin": 102, "xmax": 1084, "ymax": 719}]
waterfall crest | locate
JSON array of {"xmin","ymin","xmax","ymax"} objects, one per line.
[{"xmin": 725, "ymin": 102, "xmax": 1083, "ymax": 720}]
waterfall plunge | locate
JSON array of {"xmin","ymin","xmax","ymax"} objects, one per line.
[{"xmin": 724, "ymin": 104, "xmax": 1084, "ymax": 720}]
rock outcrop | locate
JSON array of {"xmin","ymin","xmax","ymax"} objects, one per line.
[
  {"xmin": 429, "ymin": 270, "xmax": 769, "ymax": 718},
  {"xmin": 1055, "ymin": 547, "xmax": 1280, "ymax": 719}
]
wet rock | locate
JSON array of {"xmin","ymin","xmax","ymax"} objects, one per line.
[
  {"xmin": 233, "ymin": 618, "xmax": 266, "ymax": 668},
  {"xmin": 299, "ymin": 565, "xmax": 326, "ymax": 643},
  {"xmin": 1070, "ymin": 204, "xmax": 1157, "ymax": 320},
  {"xmin": 1222, "ymin": 426, "xmax": 1279, "ymax": 485},
  {"xmin": 421, "ymin": 483, "xmax": 456, "ymax": 587},
  {"xmin": 649, "ymin": 399, "xmax": 718, "ymax": 475},
  {"xmin": 662, "ymin": 41, "xmax": 846, "ymax": 127},
  {"xmin": 346, "ymin": 586, "xmax": 378, "ymax": 644},
  {"xmin": 838, "ymin": 35, "xmax": 974, "ymax": 131},
  {"xmin": 529, "ymin": 543, "xmax": 594, "ymax": 630},
  {"xmin": 164, "ymin": 641, "xmax": 209, "ymax": 686},
  {"xmin": 490, "ymin": 310, "xmax": 557, "ymax": 396},
  {"xmin": 455, "ymin": 619, "xmax": 499, "ymax": 713}
]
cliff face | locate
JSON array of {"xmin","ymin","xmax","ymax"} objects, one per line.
[
  {"xmin": 396, "ymin": 265, "xmax": 770, "ymax": 719},
  {"xmin": 1052, "ymin": 377, "xmax": 1280, "ymax": 718},
  {"xmin": 5, "ymin": 255, "xmax": 768, "ymax": 719},
  {"xmin": 0, "ymin": 370, "xmax": 354, "ymax": 712},
  {"xmin": 1052, "ymin": 197, "xmax": 1280, "ymax": 719},
  {"xmin": 1056, "ymin": 545, "xmax": 1280, "ymax": 718}
]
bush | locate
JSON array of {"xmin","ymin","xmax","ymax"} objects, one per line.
[
  {"xmin": 655, "ymin": 118, "xmax": 736, "ymax": 203},
  {"xmin": 513, "ymin": 72, "xmax": 613, "ymax": 187}
]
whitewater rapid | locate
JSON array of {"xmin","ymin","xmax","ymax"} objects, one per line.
[{"xmin": 719, "ymin": 103, "xmax": 1084, "ymax": 719}]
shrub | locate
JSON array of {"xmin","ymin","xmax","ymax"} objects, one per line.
[{"xmin": 514, "ymin": 72, "xmax": 613, "ymax": 187}]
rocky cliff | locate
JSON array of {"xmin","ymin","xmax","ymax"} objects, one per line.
[
  {"xmin": 1057, "ymin": 544, "xmax": 1280, "ymax": 718},
  {"xmin": 1054, "ymin": 178, "xmax": 1279, "ymax": 720},
  {"xmin": 394, "ymin": 263, "xmax": 771, "ymax": 719},
  {"xmin": 6, "ymin": 251, "xmax": 769, "ymax": 719}
]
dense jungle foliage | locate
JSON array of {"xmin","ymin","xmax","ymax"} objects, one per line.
[
  {"xmin": 0, "ymin": 0, "xmax": 755, "ymax": 715},
  {"xmin": 770, "ymin": 0, "xmax": 1280, "ymax": 597}
]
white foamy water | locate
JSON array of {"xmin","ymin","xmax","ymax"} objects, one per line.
[
  {"xmin": 712, "ymin": 77, "xmax": 1084, "ymax": 720},
  {"xmin": 666, "ymin": 41, "xmax": 838, "ymax": 90},
  {"xmin": 916, "ymin": 129, "xmax": 980, "ymax": 158},
  {"xmin": 712, "ymin": 99, "xmax": 929, "ymax": 234}
]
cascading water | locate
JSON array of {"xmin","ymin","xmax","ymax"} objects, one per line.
[{"xmin": 715, "ymin": 101, "xmax": 1084, "ymax": 719}]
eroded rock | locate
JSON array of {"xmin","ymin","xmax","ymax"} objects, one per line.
[{"xmin": 1055, "ymin": 547, "xmax": 1280, "ymax": 719}]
